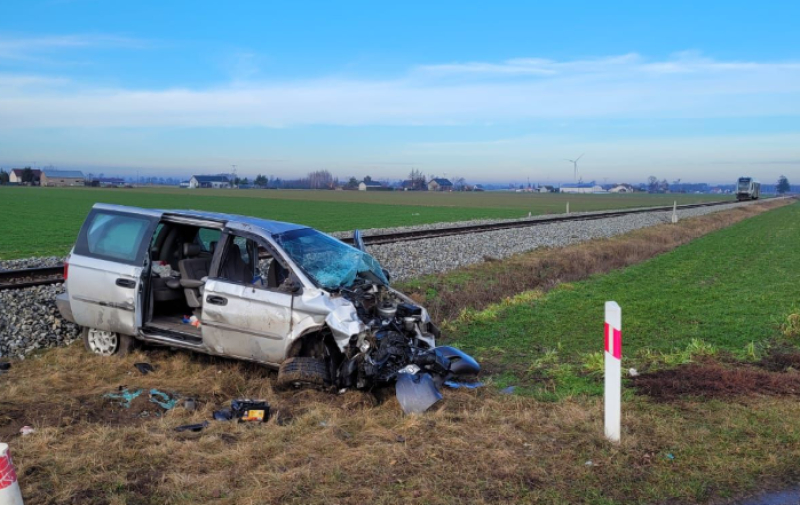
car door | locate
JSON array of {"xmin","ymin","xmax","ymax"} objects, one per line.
[
  {"xmin": 67, "ymin": 205, "xmax": 162, "ymax": 335},
  {"xmin": 200, "ymin": 231, "xmax": 294, "ymax": 364}
]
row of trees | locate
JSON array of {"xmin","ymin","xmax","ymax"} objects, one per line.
[{"xmin": 240, "ymin": 171, "xmax": 340, "ymax": 190}]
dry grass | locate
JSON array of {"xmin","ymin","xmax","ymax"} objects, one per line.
[
  {"xmin": 3, "ymin": 345, "xmax": 800, "ymax": 504},
  {"xmin": 401, "ymin": 199, "xmax": 792, "ymax": 324}
]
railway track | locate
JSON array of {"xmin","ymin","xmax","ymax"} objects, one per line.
[
  {"xmin": 339, "ymin": 200, "xmax": 735, "ymax": 245},
  {"xmin": 0, "ymin": 199, "xmax": 746, "ymax": 290},
  {"xmin": 0, "ymin": 266, "xmax": 65, "ymax": 291}
]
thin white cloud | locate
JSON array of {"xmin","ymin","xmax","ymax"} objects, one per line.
[
  {"xmin": 0, "ymin": 52, "xmax": 799, "ymax": 128},
  {"xmin": 0, "ymin": 34, "xmax": 150, "ymax": 61}
]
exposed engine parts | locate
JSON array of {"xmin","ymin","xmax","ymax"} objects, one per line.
[{"xmin": 331, "ymin": 279, "xmax": 480, "ymax": 413}]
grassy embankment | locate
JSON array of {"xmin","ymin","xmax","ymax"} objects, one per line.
[
  {"xmin": 0, "ymin": 185, "xmax": 728, "ymax": 259},
  {"xmin": 399, "ymin": 198, "xmax": 799, "ymax": 397},
  {"xmin": 1, "ymin": 200, "xmax": 798, "ymax": 504}
]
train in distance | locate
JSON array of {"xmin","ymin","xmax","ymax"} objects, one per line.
[{"xmin": 736, "ymin": 176, "xmax": 761, "ymax": 201}]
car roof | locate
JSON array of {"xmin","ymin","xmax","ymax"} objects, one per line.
[{"xmin": 92, "ymin": 203, "xmax": 308, "ymax": 235}]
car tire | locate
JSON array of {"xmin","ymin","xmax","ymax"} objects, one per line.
[
  {"xmin": 82, "ymin": 327, "xmax": 136, "ymax": 357},
  {"xmin": 276, "ymin": 357, "xmax": 330, "ymax": 390}
]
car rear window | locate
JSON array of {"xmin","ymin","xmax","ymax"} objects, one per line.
[{"xmin": 75, "ymin": 210, "xmax": 157, "ymax": 264}]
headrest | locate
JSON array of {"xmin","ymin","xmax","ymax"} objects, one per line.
[{"xmin": 183, "ymin": 243, "xmax": 202, "ymax": 257}]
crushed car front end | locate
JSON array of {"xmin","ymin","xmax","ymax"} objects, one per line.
[{"xmin": 272, "ymin": 227, "xmax": 480, "ymax": 412}]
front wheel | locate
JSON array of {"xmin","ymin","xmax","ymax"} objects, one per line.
[
  {"xmin": 275, "ymin": 357, "xmax": 330, "ymax": 390},
  {"xmin": 82, "ymin": 327, "xmax": 136, "ymax": 357}
]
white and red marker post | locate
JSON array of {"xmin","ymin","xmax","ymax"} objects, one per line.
[
  {"xmin": 604, "ymin": 301, "xmax": 622, "ymax": 443},
  {"xmin": 0, "ymin": 443, "xmax": 24, "ymax": 505}
]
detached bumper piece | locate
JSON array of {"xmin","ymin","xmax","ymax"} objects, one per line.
[
  {"xmin": 395, "ymin": 346, "xmax": 481, "ymax": 415},
  {"xmin": 396, "ymin": 373, "xmax": 442, "ymax": 414}
]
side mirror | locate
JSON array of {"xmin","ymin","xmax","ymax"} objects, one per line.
[{"xmin": 282, "ymin": 279, "xmax": 302, "ymax": 294}]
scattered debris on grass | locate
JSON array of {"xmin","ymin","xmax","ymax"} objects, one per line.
[
  {"xmin": 443, "ymin": 380, "xmax": 484, "ymax": 389},
  {"xmin": 104, "ymin": 387, "xmax": 143, "ymax": 409},
  {"xmin": 149, "ymin": 389, "xmax": 178, "ymax": 410},
  {"xmin": 133, "ymin": 362, "xmax": 155, "ymax": 375},
  {"xmin": 174, "ymin": 421, "xmax": 209, "ymax": 433},
  {"xmin": 231, "ymin": 399, "xmax": 270, "ymax": 422}
]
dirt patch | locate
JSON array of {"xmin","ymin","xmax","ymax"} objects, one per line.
[
  {"xmin": 633, "ymin": 363, "xmax": 800, "ymax": 401},
  {"xmin": 759, "ymin": 352, "xmax": 800, "ymax": 372}
]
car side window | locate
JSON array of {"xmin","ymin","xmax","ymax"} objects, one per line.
[
  {"xmin": 234, "ymin": 236, "xmax": 250, "ymax": 263},
  {"xmin": 81, "ymin": 211, "xmax": 154, "ymax": 263},
  {"xmin": 219, "ymin": 235, "xmax": 290, "ymax": 290},
  {"xmin": 218, "ymin": 235, "xmax": 256, "ymax": 285},
  {"xmin": 196, "ymin": 228, "xmax": 221, "ymax": 252}
]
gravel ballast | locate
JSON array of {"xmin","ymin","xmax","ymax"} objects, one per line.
[
  {"xmin": 0, "ymin": 200, "xmax": 761, "ymax": 359},
  {"xmin": 0, "ymin": 284, "xmax": 80, "ymax": 359},
  {"xmin": 366, "ymin": 201, "xmax": 761, "ymax": 281}
]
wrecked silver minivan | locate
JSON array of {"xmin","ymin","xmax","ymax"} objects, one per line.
[{"xmin": 57, "ymin": 204, "xmax": 478, "ymax": 411}]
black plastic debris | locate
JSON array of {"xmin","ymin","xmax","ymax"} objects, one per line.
[
  {"xmin": 0, "ymin": 362, "xmax": 11, "ymax": 371},
  {"xmin": 213, "ymin": 400, "xmax": 270, "ymax": 422},
  {"xmin": 231, "ymin": 399, "xmax": 270, "ymax": 422},
  {"xmin": 174, "ymin": 421, "xmax": 209, "ymax": 433},
  {"xmin": 134, "ymin": 363, "xmax": 155, "ymax": 375},
  {"xmin": 213, "ymin": 409, "xmax": 233, "ymax": 421}
]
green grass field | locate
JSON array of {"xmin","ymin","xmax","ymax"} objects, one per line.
[
  {"xmin": 0, "ymin": 185, "xmax": 729, "ymax": 259},
  {"xmin": 449, "ymin": 201, "xmax": 800, "ymax": 398}
]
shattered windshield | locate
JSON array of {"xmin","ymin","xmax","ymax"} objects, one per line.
[{"xmin": 274, "ymin": 228, "xmax": 388, "ymax": 290}]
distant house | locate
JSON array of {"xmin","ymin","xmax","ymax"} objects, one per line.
[
  {"xmin": 179, "ymin": 181, "xmax": 190, "ymax": 188},
  {"xmin": 189, "ymin": 175, "xmax": 231, "ymax": 189},
  {"xmin": 609, "ymin": 184, "xmax": 634, "ymax": 193},
  {"xmin": 9, "ymin": 169, "xmax": 42, "ymax": 185},
  {"xmin": 400, "ymin": 180, "xmax": 415, "ymax": 191},
  {"xmin": 560, "ymin": 183, "xmax": 604, "ymax": 194},
  {"xmin": 538, "ymin": 185, "xmax": 555, "ymax": 193},
  {"xmin": 428, "ymin": 178, "xmax": 453, "ymax": 192},
  {"xmin": 358, "ymin": 181, "xmax": 384, "ymax": 191},
  {"xmin": 41, "ymin": 169, "xmax": 84, "ymax": 187},
  {"xmin": 97, "ymin": 177, "xmax": 125, "ymax": 187}
]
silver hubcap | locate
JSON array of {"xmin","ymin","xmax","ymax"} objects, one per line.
[{"xmin": 87, "ymin": 329, "xmax": 118, "ymax": 356}]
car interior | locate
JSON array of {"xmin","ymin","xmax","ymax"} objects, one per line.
[{"xmin": 143, "ymin": 220, "xmax": 290, "ymax": 339}]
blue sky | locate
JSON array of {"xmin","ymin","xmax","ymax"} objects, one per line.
[{"xmin": 1, "ymin": 0, "xmax": 798, "ymax": 184}]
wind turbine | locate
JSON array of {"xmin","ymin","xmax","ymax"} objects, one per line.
[{"xmin": 565, "ymin": 153, "xmax": 584, "ymax": 181}]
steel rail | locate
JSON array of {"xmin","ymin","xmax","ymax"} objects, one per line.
[{"xmin": 0, "ymin": 266, "xmax": 65, "ymax": 290}]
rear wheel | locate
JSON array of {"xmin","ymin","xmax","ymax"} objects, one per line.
[
  {"xmin": 276, "ymin": 357, "xmax": 330, "ymax": 389},
  {"xmin": 82, "ymin": 327, "xmax": 136, "ymax": 357}
]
